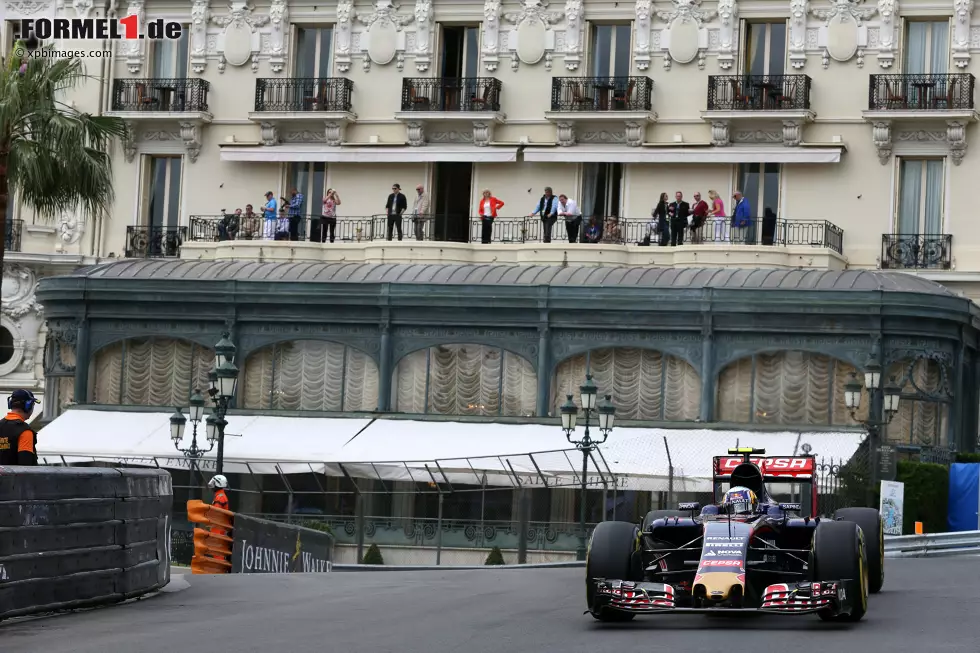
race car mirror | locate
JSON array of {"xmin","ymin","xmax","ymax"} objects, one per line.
[
  {"xmin": 678, "ymin": 502, "xmax": 701, "ymax": 513},
  {"xmin": 779, "ymin": 503, "xmax": 802, "ymax": 512}
]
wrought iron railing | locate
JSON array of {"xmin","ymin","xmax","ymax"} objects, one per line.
[
  {"xmin": 707, "ymin": 74, "xmax": 812, "ymax": 111},
  {"xmin": 550, "ymin": 76, "xmax": 653, "ymax": 111},
  {"xmin": 254, "ymin": 77, "xmax": 354, "ymax": 112},
  {"xmin": 880, "ymin": 233, "xmax": 952, "ymax": 269},
  {"xmin": 125, "ymin": 225, "xmax": 186, "ymax": 258},
  {"xmin": 869, "ymin": 74, "xmax": 975, "ymax": 111},
  {"xmin": 111, "ymin": 78, "xmax": 210, "ymax": 112},
  {"xmin": 187, "ymin": 214, "xmax": 844, "ymax": 253},
  {"xmin": 401, "ymin": 77, "xmax": 502, "ymax": 112},
  {"xmin": 5, "ymin": 219, "xmax": 22, "ymax": 252}
]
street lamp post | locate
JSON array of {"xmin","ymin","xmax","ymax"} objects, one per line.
[
  {"xmin": 170, "ymin": 389, "xmax": 216, "ymax": 496},
  {"xmin": 843, "ymin": 355, "xmax": 902, "ymax": 507},
  {"xmin": 560, "ymin": 374, "xmax": 616, "ymax": 561},
  {"xmin": 208, "ymin": 331, "xmax": 240, "ymax": 475}
]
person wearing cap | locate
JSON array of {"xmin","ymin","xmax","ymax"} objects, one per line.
[{"xmin": 0, "ymin": 390, "xmax": 40, "ymax": 466}]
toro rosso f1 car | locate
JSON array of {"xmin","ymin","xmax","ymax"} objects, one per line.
[{"xmin": 586, "ymin": 448, "xmax": 884, "ymax": 623}]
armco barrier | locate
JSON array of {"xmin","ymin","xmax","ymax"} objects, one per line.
[
  {"xmin": 187, "ymin": 501, "xmax": 333, "ymax": 574},
  {"xmin": 333, "ymin": 561, "xmax": 586, "ymax": 571},
  {"xmin": 884, "ymin": 530, "xmax": 980, "ymax": 558},
  {"xmin": 0, "ymin": 466, "xmax": 172, "ymax": 621}
]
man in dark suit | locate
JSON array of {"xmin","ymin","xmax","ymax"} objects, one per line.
[
  {"xmin": 385, "ymin": 183, "xmax": 408, "ymax": 240},
  {"xmin": 669, "ymin": 191, "xmax": 690, "ymax": 246}
]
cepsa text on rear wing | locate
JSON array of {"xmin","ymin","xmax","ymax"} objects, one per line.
[{"xmin": 712, "ymin": 455, "xmax": 819, "ymax": 517}]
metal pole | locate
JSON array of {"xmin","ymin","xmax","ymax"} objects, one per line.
[
  {"xmin": 354, "ymin": 490, "xmax": 365, "ymax": 563},
  {"xmin": 216, "ymin": 410, "xmax": 226, "ymax": 475},
  {"xmin": 517, "ymin": 487, "xmax": 529, "ymax": 565},
  {"xmin": 578, "ymin": 444, "xmax": 589, "ymax": 561},
  {"xmin": 867, "ymin": 422, "xmax": 879, "ymax": 508},
  {"xmin": 436, "ymin": 491, "xmax": 444, "ymax": 566}
]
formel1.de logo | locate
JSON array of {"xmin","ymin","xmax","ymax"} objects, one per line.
[{"xmin": 18, "ymin": 16, "xmax": 183, "ymax": 41}]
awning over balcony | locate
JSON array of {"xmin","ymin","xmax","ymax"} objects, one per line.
[
  {"xmin": 37, "ymin": 408, "xmax": 863, "ymax": 491},
  {"xmin": 219, "ymin": 144, "xmax": 519, "ymax": 163},
  {"xmin": 523, "ymin": 145, "xmax": 843, "ymax": 164}
]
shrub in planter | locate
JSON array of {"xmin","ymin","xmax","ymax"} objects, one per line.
[
  {"xmin": 896, "ymin": 460, "xmax": 949, "ymax": 534},
  {"xmin": 485, "ymin": 546, "xmax": 505, "ymax": 565},
  {"xmin": 361, "ymin": 543, "xmax": 384, "ymax": 565}
]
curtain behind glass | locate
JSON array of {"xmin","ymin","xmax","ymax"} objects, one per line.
[
  {"xmin": 747, "ymin": 23, "xmax": 766, "ymax": 75},
  {"xmin": 897, "ymin": 159, "xmax": 923, "ymax": 235},
  {"xmin": 148, "ymin": 158, "xmax": 167, "ymax": 227},
  {"xmin": 166, "ymin": 158, "xmax": 181, "ymax": 228},
  {"xmin": 923, "ymin": 160, "xmax": 944, "ymax": 233},
  {"xmin": 318, "ymin": 28, "xmax": 333, "ymax": 77},
  {"xmin": 591, "ymin": 25, "xmax": 611, "ymax": 76},
  {"xmin": 768, "ymin": 23, "xmax": 786, "ymax": 76},
  {"xmin": 151, "ymin": 40, "xmax": 174, "ymax": 78},
  {"xmin": 464, "ymin": 27, "xmax": 479, "ymax": 77},
  {"xmin": 928, "ymin": 21, "xmax": 948, "ymax": 74},
  {"xmin": 581, "ymin": 163, "xmax": 599, "ymax": 218},
  {"xmin": 175, "ymin": 30, "xmax": 189, "ymax": 78},
  {"xmin": 613, "ymin": 25, "xmax": 631, "ymax": 77},
  {"xmin": 738, "ymin": 163, "xmax": 761, "ymax": 213},
  {"xmin": 762, "ymin": 163, "xmax": 780, "ymax": 216},
  {"xmin": 296, "ymin": 27, "xmax": 316, "ymax": 78},
  {"xmin": 904, "ymin": 22, "xmax": 927, "ymax": 73},
  {"xmin": 311, "ymin": 162, "xmax": 326, "ymax": 208}
]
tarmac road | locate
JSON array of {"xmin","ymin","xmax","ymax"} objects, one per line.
[{"xmin": 1, "ymin": 559, "xmax": 976, "ymax": 653}]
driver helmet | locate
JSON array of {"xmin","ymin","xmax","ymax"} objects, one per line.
[{"xmin": 723, "ymin": 486, "xmax": 758, "ymax": 515}]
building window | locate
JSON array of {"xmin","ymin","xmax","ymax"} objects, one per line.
[
  {"xmin": 743, "ymin": 22, "xmax": 786, "ymax": 75},
  {"xmin": 737, "ymin": 162, "xmax": 779, "ymax": 218},
  {"xmin": 287, "ymin": 162, "xmax": 326, "ymax": 212},
  {"xmin": 142, "ymin": 156, "xmax": 182, "ymax": 228},
  {"xmin": 589, "ymin": 24, "xmax": 631, "ymax": 77},
  {"xmin": 295, "ymin": 26, "xmax": 333, "ymax": 77},
  {"xmin": 904, "ymin": 20, "xmax": 949, "ymax": 74},
  {"xmin": 581, "ymin": 163, "xmax": 623, "ymax": 219},
  {"xmin": 897, "ymin": 158, "xmax": 944, "ymax": 235},
  {"xmin": 150, "ymin": 26, "xmax": 189, "ymax": 78},
  {"xmin": 440, "ymin": 25, "xmax": 480, "ymax": 77}
]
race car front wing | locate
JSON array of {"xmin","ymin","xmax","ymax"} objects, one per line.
[{"xmin": 590, "ymin": 579, "xmax": 859, "ymax": 617}]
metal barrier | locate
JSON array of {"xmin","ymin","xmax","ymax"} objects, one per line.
[
  {"xmin": 883, "ymin": 531, "xmax": 980, "ymax": 558},
  {"xmin": 0, "ymin": 466, "xmax": 172, "ymax": 621},
  {"xmin": 333, "ymin": 561, "xmax": 585, "ymax": 571}
]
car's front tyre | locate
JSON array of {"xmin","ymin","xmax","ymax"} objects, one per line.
[
  {"xmin": 586, "ymin": 521, "xmax": 641, "ymax": 622},
  {"xmin": 811, "ymin": 520, "xmax": 869, "ymax": 623}
]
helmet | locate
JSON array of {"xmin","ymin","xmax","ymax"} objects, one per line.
[
  {"xmin": 723, "ymin": 486, "xmax": 758, "ymax": 515},
  {"xmin": 8, "ymin": 389, "xmax": 39, "ymax": 417},
  {"xmin": 208, "ymin": 474, "xmax": 228, "ymax": 489}
]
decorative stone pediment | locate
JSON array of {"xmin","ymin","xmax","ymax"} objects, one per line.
[
  {"xmin": 392, "ymin": 112, "xmax": 505, "ymax": 147},
  {"xmin": 542, "ymin": 112, "xmax": 657, "ymax": 147},
  {"xmin": 211, "ymin": 2, "xmax": 270, "ymax": 73},
  {"xmin": 354, "ymin": 0, "xmax": 413, "ymax": 72},
  {"xmin": 502, "ymin": 0, "xmax": 562, "ymax": 71},
  {"xmin": 249, "ymin": 114, "xmax": 355, "ymax": 147},
  {"xmin": 811, "ymin": 0, "xmax": 875, "ymax": 69},
  {"xmin": 864, "ymin": 115, "xmax": 977, "ymax": 166},
  {"xmin": 654, "ymin": 0, "xmax": 715, "ymax": 70},
  {"xmin": 119, "ymin": 115, "xmax": 212, "ymax": 163}
]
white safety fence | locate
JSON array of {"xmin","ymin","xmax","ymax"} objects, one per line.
[{"xmin": 884, "ymin": 531, "xmax": 980, "ymax": 558}]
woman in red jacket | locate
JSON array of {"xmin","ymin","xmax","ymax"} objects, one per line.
[{"xmin": 476, "ymin": 188, "xmax": 504, "ymax": 244}]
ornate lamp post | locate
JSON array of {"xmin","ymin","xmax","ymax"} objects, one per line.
[
  {"xmin": 207, "ymin": 331, "xmax": 240, "ymax": 475},
  {"xmin": 843, "ymin": 355, "xmax": 902, "ymax": 506},
  {"xmin": 560, "ymin": 374, "xmax": 616, "ymax": 561},
  {"xmin": 170, "ymin": 389, "xmax": 216, "ymax": 494}
]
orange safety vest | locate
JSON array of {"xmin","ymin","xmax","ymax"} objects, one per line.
[{"xmin": 211, "ymin": 489, "xmax": 229, "ymax": 537}]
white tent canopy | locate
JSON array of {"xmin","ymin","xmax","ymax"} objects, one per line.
[{"xmin": 38, "ymin": 409, "xmax": 865, "ymax": 492}]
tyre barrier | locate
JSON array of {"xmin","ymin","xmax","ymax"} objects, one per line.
[{"xmin": 0, "ymin": 466, "xmax": 172, "ymax": 621}]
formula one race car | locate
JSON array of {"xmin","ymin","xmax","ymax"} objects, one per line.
[{"xmin": 586, "ymin": 448, "xmax": 884, "ymax": 623}]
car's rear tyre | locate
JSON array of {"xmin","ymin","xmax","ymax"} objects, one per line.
[
  {"xmin": 586, "ymin": 521, "xmax": 641, "ymax": 622},
  {"xmin": 811, "ymin": 520, "xmax": 869, "ymax": 623},
  {"xmin": 834, "ymin": 507, "xmax": 885, "ymax": 594},
  {"xmin": 641, "ymin": 509, "xmax": 688, "ymax": 531}
]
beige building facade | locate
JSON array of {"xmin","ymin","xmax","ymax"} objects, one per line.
[{"xmin": 4, "ymin": 0, "xmax": 980, "ymax": 414}]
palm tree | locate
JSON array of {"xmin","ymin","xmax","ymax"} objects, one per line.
[{"xmin": 0, "ymin": 41, "xmax": 127, "ymax": 297}]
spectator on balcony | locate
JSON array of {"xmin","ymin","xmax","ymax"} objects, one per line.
[
  {"xmin": 386, "ymin": 183, "xmax": 407, "ymax": 241},
  {"xmin": 287, "ymin": 188, "xmax": 305, "ymax": 241},
  {"xmin": 316, "ymin": 188, "xmax": 341, "ymax": 243},
  {"xmin": 582, "ymin": 215, "xmax": 602, "ymax": 243},
  {"xmin": 669, "ymin": 191, "xmax": 690, "ymax": 246},
  {"xmin": 731, "ymin": 190, "xmax": 753, "ymax": 244},
  {"xmin": 707, "ymin": 190, "xmax": 726, "ymax": 243},
  {"xmin": 477, "ymin": 188, "xmax": 504, "ymax": 244},
  {"xmin": 529, "ymin": 186, "xmax": 558, "ymax": 243},
  {"xmin": 276, "ymin": 200, "xmax": 290, "ymax": 240},
  {"xmin": 413, "ymin": 185, "xmax": 431, "ymax": 241},
  {"xmin": 241, "ymin": 204, "xmax": 260, "ymax": 240},
  {"xmin": 218, "ymin": 209, "xmax": 241, "ymax": 241},
  {"xmin": 557, "ymin": 194, "xmax": 581, "ymax": 243},
  {"xmin": 262, "ymin": 192, "xmax": 277, "ymax": 240},
  {"xmin": 690, "ymin": 192, "xmax": 709, "ymax": 244},
  {"xmin": 639, "ymin": 192, "xmax": 669, "ymax": 246}
]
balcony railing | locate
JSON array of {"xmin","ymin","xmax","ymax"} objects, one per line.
[
  {"xmin": 401, "ymin": 78, "xmax": 502, "ymax": 112},
  {"xmin": 111, "ymin": 78, "xmax": 210, "ymax": 112},
  {"xmin": 869, "ymin": 74, "xmax": 975, "ymax": 111},
  {"xmin": 550, "ymin": 77, "xmax": 653, "ymax": 111},
  {"xmin": 125, "ymin": 225, "xmax": 186, "ymax": 258},
  {"xmin": 881, "ymin": 233, "xmax": 952, "ymax": 270},
  {"xmin": 5, "ymin": 219, "xmax": 22, "ymax": 253},
  {"xmin": 254, "ymin": 78, "xmax": 354, "ymax": 112},
  {"xmin": 188, "ymin": 214, "xmax": 843, "ymax": 253},
  {"xmin": 707, "ymin": 74, "xmax": 812, "ymax": 111}
]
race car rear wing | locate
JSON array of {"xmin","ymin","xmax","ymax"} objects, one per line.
[{"xmin": 712, "ymin": 448, "xmax": 819, "ymax": 517}]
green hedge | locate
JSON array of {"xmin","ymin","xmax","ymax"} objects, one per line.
[
  {"xmin": 361, "ymin": 543, "xmax": 384, "ymax": 565},
  {"xmin": 485, "ymin": 546, "xmax": 505, "ymax": 565},
  {"xmin": 895, "ymin": 460, "xmax": 949, "ymax": 534},
  {"xmin": 955, "ymin": 452, "xmax": 980, "ymax": 464}
]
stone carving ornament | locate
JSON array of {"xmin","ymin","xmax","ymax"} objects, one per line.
[
  {"xmin": 123, "ymin": 0, "xmax": 146, "ymax": 74},
  {"xmin": 563, "ymin": 0, "xmax": 583, "ymax": 71},
  {"xmin": 190, "ymin": 0, "xmax": 210, "ymax": 74},
  {"xmin": 634, "ymin": 0, "xmax": 652, "ymax": 70},
  {"xmin": 656, "ymin": 0, "xmax": 715, "ymax": 71},
  {"xmin": 72, "ymin": 0, "xmax": 93, "ymax": 18},
  {"xmin": 211, "ymin": 2, "xmax": 269, "ymax": 74},
  {"xmin": 267, "ymin": 0, "xmax": 289, "ymax": 73},
  {"xmin": 789, "ymin": 0, "xmax": 809, "ymax": 69},
  {"xmin": 1, "ymin": 265, "xmax": 42, "ymax": 320},
  {"xmin": 356, "ymin": 0, "xmax": 412, "ymax": 72},
  {"xmin": 59, "ymin": 209, "xmax": 85, "ymax": 246},
  {"xmin": 716, "ymin": 0, "xmax": 738, "ymax": 70},
  {"xmin": 336, "ymin": 0, "xmax": 354, "ymax": 72},
  {"xmin": 504, "ymin": 0, "xmax": 562, "ymax": 71},
  {"xmin": 811, "ymin": 0, "xmax": 875, "ymax": 69},
  {"xmin": 414, "ymin": 0, "xmax": 433, "ymax": 72},
  {"xmin": 483, "ymin": 0, "xmax": 503, "ymax": 71},
  {"xmin": 953, "ymin": 0, "xmax": 975, "ymax": 68},
  {"xmin": 876, "ymin": 0, "xmax": 897, "ymax": 68}
]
